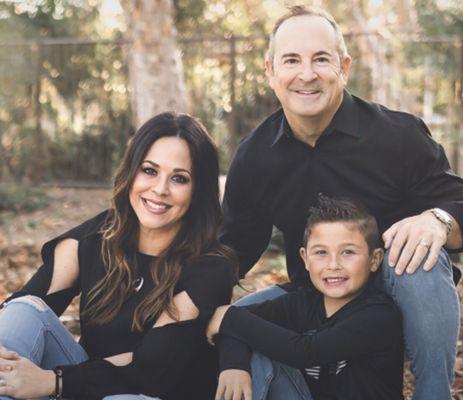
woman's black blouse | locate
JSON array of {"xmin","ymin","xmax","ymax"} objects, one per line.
[{"xmin": 3, "ymin": 211, "xmax": 235, "ymax": 400}]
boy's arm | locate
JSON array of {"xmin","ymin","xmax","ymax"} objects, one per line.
[{"xmin": 219, "ymin": 302, "xmax": 402, "ymax": 368}]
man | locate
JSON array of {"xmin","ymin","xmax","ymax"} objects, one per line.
[{"xmin": 221, "ymin": 6, "xmax": 462, "ymax": 400}]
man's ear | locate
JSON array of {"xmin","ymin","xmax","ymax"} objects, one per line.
[
  {"xmin": 265, "ymin": 54, "xmax": 275, "ymax": 89},
  {"xmin": 370, "ymin": 248, "xmax": 384, "ymax": 273},
  {"xmin": 340, "ymin": 54, "xmax": 352, "ymax": 86}
]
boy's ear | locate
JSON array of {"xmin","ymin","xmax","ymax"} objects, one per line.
[
  {"xmin": 370, "ymin": 248, "xmax": 384, "ymax": 272},
  {"xmin": 299, "ymin": 247, "xmax": 310, "ymax": 270}
]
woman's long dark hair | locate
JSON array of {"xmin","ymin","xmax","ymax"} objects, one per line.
[{"xmin": 83, "ymin": 112, "xmax": 236, "ymax": 331}]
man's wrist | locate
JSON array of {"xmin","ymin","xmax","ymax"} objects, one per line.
[{"xmin": 425, "ymin": 208, "xmax": 453, "ymax": 235}]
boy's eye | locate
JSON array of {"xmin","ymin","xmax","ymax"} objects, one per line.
[
  {"xmin": 171, "ymin": 174, "xmax": 190, "ymax": 184},
  {"xmin": 342, "ymin": 249, "xmax": 355, "ymax": 255}
]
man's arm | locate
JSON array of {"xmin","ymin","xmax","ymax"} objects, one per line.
[
  {"xmin": 383, "ymin": 117, "xmax": 463, "ymax": 275},
  {"xmin": 221, "ymin": 151, "xmax": 273, "ymax": 277}
]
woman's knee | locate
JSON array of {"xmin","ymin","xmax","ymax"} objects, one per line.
[{"xmin": 6, "ymin": 295, "xmax": 49, "ymax": 311}]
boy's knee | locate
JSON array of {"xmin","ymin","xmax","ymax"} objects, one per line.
[{"xmin": 7, "ymin": 295, "xmax": 48, "ymax": 311}]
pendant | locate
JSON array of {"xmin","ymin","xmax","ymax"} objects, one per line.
[{"xmin": 133, "ymin": 277, "xmax": 144, "ymax": 292}]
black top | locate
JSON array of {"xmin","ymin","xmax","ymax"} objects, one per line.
[
  {"xmin": 4, "ymin": 211, "xmax": 235, "ymax": 400},
  {"xmin": 218, "ymin": 286, "xmax": 404, "ymax": 400},
  {"xmin": 221, "ymin": 91, "xmax": 463, "ymax": 285}
]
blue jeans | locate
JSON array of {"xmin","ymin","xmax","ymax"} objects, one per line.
[
  {"xmin": 234, "ymin": 249, "xmax": 460, "ymax": 400},
  {"xmin": 0, "ymin": 296, "xmax": 160, "ymax": 400}
]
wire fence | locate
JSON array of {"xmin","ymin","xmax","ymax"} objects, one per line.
[{"xmin": 0, "ymin": 32, "xmax": 462, "ymax": 184}]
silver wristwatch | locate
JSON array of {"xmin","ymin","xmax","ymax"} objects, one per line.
[{"xmin": 428, "ymin": 208, "xmax": 452, "ymax": 235}]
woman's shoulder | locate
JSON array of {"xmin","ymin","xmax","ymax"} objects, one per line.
[
  {"xmin": 183, "ymin": 253, "xmax": 236, "ymax": 282},
  {"xmin": 40, "ymin": 210, "xmax": 110, "ymax": 262},
  {"xmin": 178, "ymin": 253, "xmax": 236, "ymax": 316}
]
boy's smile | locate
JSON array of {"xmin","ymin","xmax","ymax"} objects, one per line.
[{"xmin": 300, "ymin": 221, "xmax": 383, "ymax": 316}]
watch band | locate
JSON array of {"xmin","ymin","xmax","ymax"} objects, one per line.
[{"xmin": 428, "ymin": 208, "xmax": 452, "ymax": 235}]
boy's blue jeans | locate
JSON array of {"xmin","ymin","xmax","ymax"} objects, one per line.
[
  {"xmin": 0, "ymin": 296, "xmax": 160, "ymax": 400},
  {"xmin": 234, "ymin": 249, "xmax": 460, "ymax": 400}
]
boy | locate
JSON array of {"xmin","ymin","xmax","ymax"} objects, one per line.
[{"xmin": 207, "ymin": 197, "xmax": 404, "ymax": 400}]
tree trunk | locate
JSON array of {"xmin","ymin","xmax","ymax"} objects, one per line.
[{"xmin": 120, "ymin": 0, "xmax": 186, "ymax": 128}]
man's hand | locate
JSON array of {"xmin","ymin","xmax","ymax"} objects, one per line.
[
  {"xmin": 382, "ymin": 212, "xmax": 447, "ymax": 275},
  {"xmin": 0, "ymin": 353, "xmax": 55, "ymax": 398},
  {"xmin": 206, "ymin": 305, "xmax": 231, "ymax": 345},
  {"xmin": 215, "ymin": 369, "xmax": 252, "ymax": 400}
]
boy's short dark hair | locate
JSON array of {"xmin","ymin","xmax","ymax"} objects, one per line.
[{"xmin": 303, "ymin": 196, "xmax": 381, "ymax": 253}]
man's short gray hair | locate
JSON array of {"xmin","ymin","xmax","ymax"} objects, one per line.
[{"xmin": 267, "ymin": 5, "xmax": 349, "ymax": 66}]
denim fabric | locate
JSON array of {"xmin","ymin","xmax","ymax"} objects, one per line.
[
  {"xmin": 0, "ymin": 296, "xmax": 89, "ymax": 400},
  {"xmin": 234, "ymin": 248, "xmax": 460, "ymax": 400},
  {"xmin": 0, "ymin": 296, "xmax": 160, "ymax": 400},
  {"xmin": 235, "ymin": 286, "xmax": 313, "ymax": 399},
  {"xmin": 376, "ymin": 248, "xmax": 460, "ymax": 400}
]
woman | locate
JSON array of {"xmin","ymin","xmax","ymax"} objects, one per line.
[{"xmin": 0, "ymin": 112, "xmax": 236, "ymax": 400}]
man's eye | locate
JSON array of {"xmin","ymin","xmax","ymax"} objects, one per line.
[
  {"xmin": 172, "ymin": 175, "xmax": 190, "ymax": 184},
  {"xmin": 315, "ymin": 57, "xmax": 329, "ymax": 64},
  {"xmin": 283, "ymin": 58, "xmax": 299, "ymax": 64}
]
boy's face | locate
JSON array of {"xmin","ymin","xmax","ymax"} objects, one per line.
[{"xmin": 300, "ymin": 221, "xmax": 383, "ymax": 308}]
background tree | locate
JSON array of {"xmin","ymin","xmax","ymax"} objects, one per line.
[{"xmin": 119, "ymin": 0, "xmax": 186, "ymax": 128}]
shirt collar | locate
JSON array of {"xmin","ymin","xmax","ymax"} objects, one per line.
[{"xmin": 271, "ymin": 90, "xmax": 360, "ymax": 146}]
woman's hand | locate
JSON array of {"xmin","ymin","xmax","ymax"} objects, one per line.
[
  {"xmin": 215, "ymin": 369, "xmax": 252, "ymax": 400},
  {"xmin": 206, "ymin": 305, "xmax": 231, "ymax": 345},
  {"xmin": 0, "ymin": 353, "xmax": 55, "ymax": 398}
]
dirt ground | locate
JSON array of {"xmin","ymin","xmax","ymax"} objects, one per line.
[{"xmin": 0, "ymin": 187, "xmax": 462, "ymax": 398}]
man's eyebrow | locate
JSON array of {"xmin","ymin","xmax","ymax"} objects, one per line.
[
  {"xmin": 280, "ymin": 52, "xmax": 300, "ymax": 58},
  {"xmin": 313, "ymin": 50, "xmax": 333, "ymax": 57}
]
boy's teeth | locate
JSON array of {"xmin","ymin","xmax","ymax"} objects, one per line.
[{"xmin": 326, "ymin": 277, "xmax": 345, "ymax": 283}]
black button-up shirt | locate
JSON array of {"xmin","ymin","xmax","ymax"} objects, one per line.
[{"xmin": 221, "ymin": 91, "xmax": 463, "ymax": 286}]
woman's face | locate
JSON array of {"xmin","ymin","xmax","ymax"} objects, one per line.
[{"xmin": 129, "ymin": 136, "xmax": 193, "ymax": 241}]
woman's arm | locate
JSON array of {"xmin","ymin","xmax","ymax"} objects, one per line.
[{"xmin": 104, "ymin": 290, "xmax": 201, "ymax": 367}]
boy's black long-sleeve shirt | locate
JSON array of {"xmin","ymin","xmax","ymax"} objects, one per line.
[{"xmin": 218, "ymin": 285, "xmax": 404, "ymax": 400}]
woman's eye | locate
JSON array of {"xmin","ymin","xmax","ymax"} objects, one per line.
[
  {"xmin": 172, "ymin": 175, "xmax": 190, "ymax": 184},
  {"xmin": 142, "ymin": 167, "xmax": 156, "ymax": 176},
  {"xmin": 314, "ymin": 250, "xmax": 326, "ymax": 255}
]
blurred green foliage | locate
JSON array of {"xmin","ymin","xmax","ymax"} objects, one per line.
[{"xmin": 0, "ymin": 183, "xmax": 50, "ymax": 212}]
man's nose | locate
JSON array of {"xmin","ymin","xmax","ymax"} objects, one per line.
[{"xmin": 297, "ymin": 61, "xmax": 318, "ymax": 81}]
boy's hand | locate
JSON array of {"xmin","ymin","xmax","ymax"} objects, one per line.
[
  {"xmin": 206, "ymin": 305, "xmax": 231, "ymax": 345},
  {"xmin": 215, "ymin": 369, "xmax": 252, "ymax": 400}
]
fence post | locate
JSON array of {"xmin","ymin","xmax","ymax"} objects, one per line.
[
  {"xmin": 31, "ymin": 41, "xmax": 44, "ymax": 182},
  {"xmin": 227, "ymin": 34, "xmax": 238, "ymax": 163}
]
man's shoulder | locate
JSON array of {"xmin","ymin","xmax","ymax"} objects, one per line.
[
  {"xmin": 237, "ymin": 108, "xmax": 284, "ymax": 150},
  {"xmin": 353, "ymin": 94, "xmax": 421, "ymax": 131}
]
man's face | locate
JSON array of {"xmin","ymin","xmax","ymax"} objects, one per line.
[{"xmin": 266, "ymin": 15, "xmax": 351, "ymax": 125}]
